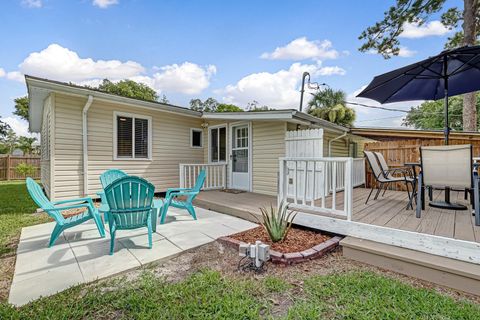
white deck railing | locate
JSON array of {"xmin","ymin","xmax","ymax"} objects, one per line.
[
  {"xmin": 179, "ymin": 163, "xmax": 227, "ymax": 190},
  {"xmin": 279, "ymin": 157, "xmax": 354, "ymax": 220}
]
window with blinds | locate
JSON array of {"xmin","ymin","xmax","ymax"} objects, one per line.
[
  {"xmin": 115, "ymin": 113, "xmax": 151, "ymax": 159},
  {"xmin": 135, "ymin": 118, "xmax": 149, "ymax": 158}
]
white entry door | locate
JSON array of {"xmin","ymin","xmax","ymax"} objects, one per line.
[{"xmin": 230, "ymin": 124, "xmax": 250, "ymax": 190}]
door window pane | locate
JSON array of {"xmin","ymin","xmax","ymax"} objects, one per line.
[
  {"xmin": 233, "ymin": 149, "xmax": 248, "ymax": 172},
  {"xmin": 210, "ymin": 127, "xmax": 227, "ymax": 162},
  {"xmin": 219, "ymin": 127, "xmax": 226, "ymax": 161},
  {"xmin": 210, "ymin": 128, "xmax": 218, "ymax": 161}
]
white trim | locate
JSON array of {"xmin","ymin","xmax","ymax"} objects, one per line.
[
  {"xmin": 228, "ymin": 121, "xmax": 252, "ymax": 191},
  {"xmin": 49, "ymin": 93, "xmax": 56, "ymax": 201},
  {"xmin": 190, "ymin": 128, "xmax": 203, "ymax": 148},
  {"xmin": 82, "ymin": 95, "xmax": 94, "ymax": 196},
  {"xmin": 203, "ymin": 111, "xmax": 294, "ymax": 120},
  {"xmin": 294, "ymin": 211, "xmax": 480, "ymax": 265},
  {"xmin": 207, "ymin": 123, "xmax": 228, "ymax": 164},
  {"xmin": 113, "ymin": 111, "xmax": 153, "ymax": 161}
]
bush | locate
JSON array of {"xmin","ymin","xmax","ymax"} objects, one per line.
[{"xmin": 15, "ymin": 163, "xmax": 36, "ymax": 177}]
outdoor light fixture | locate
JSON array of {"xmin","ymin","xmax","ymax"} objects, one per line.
[
  {"xmin": 299, "ymin": 72, "xmax": 330, "ymax": 112},
  {"xmin": 238, "ymin": 241, "xmax": 270, "ymax": 272},
  {"xmin": 200, "ymin": 122, "xmax": 209, "ymax": 129}
]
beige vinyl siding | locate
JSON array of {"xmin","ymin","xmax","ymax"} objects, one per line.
[
  {"xmin": 323, "ymin": 130, "xmax": 349, "ymax": 157},
  {"xmin": 252, "ymin": 121, "xmax": 286, "ymax": 196},
  {"xmin": 53, "ymin": 94, "xmax": 84, "ymax": 200},
  {"xmin": 52, "ymin": 93, "xmax": 204, "ymax": 200},
  {"xmin": 40, "ymin": 94, "xmax": 53, "ymax": 198}
]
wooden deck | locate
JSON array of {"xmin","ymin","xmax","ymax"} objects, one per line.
[
  {"xmin": 196, "ymin": 188, "xmax": 480, "ymax": 244},
  {"xmin": 350, "ymin": 188, "xmax": 480, "ymax": 244},
  {"xmin": 195, "ymin": 188, "xmax": 480, "ymax": 295}
]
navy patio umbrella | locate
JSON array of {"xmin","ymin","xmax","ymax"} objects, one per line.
[{"xmin": 357, "ymin": 45, "xmax": 480, "ymax": 144}]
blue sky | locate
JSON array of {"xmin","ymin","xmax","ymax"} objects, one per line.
[{"xmin": 0, "ymin": 0, "xmax": 459, "ymax": 136}]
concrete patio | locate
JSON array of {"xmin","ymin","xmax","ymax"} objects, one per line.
[{"xmin": 9, "ymin": 206, "xmax": 257, "ymax": 306}]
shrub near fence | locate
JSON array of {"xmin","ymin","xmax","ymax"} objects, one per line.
[
  {"xmin": 0, "ymin": 155, "xmax": 41, "ymax": 180},
  {"xmin": 364, "ymin": 138, "xmax": 480, "ymax": 191}
]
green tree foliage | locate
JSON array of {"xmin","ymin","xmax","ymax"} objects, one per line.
[
  {"xmin": 1, "ymin": 128, "xmax": 18, "ymax": 154},
  {"xmin": 14, "ymin": 96, "xmax": 29, "ymax": 122},
  {"xmin": 358, "ymin": 0, "xmax": 479, "ymax": 57},
  {"xmin": 0, "ymin": 118, "xmax": 10, "ymax": 138},
  {"xmin": 216, "ymin": 104, "xmax": 244, "ymax": 112},
  {"xmin": 189, "ymin": 98, "xmax": 244, "ymax": 112},
  {"xmin": 307, "ymin": 88, "xmax": 356, "ymax": 127},
  {"xmin": 246, "ymin": 100, "xmax": 275, "ymax": 111},
  {"xmin": 97, "ymin": 79, "xmax": 159, "ymax": 101},
  {"xmin": 403, "ymin": 95, "xmax": 480, "ymax": 130},
  {"xmin": 0, "ymin": 127, "xmax": 38, "ymax": 155},
  {"xmin": 17, "ymin": 136, "xmax": 37, "ymax": 155}
]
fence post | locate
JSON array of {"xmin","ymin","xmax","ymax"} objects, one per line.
[{"xmin": 6, "ymin": 154, "xmax": 11, "ymax": 181}]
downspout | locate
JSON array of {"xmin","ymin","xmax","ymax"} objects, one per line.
[
  {"xmin": 328, "ymin": 132, "xmax": 347, "ymax": 157},
  {"xmin": 82, "ymin": 95, "xmax": 94, "ymax": 196}
]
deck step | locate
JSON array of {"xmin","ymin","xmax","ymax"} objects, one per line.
[
  {"xmin": 194, "ymin": 198, "xmax": 261, "ymax": 223},
  {"xmin": 341, "ymin": 236, "xmax": 480, "ymax": 296}
]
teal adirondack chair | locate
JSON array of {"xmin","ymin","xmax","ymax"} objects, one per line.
[
  {"xmin": 160, "ymin": 169, "xmax": 206, "ymax": 224},
  {"xmin": 104, "ymin": 176, "xmax": 155, "ymax": 255},
  {"xmin": 98, "ymin": 169, "xmax": 161, "ymax": 231},
  {"xmin": 97, "ymin": 169, "xmax": 128, "ymax": 223},
  {"xmin": 26, "ymin": 178, "xmax": 105, "ymax": 247},
  {"xmin": 98, "ymin": 169, "xmax": 128, "ymax": 204}
]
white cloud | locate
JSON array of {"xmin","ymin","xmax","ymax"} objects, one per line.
[
  {"xmin": 150, "ymin": 62, "xmax": 216, "ymax": 95},
  {"xmin": 2, "ymin": 116, "xmax": 37, "ymax": 138},
  {"xmin": 6, "ymin": 71, "xmax": 24, "ymax": 82},
  {"xmin": 397, "ymin": 46, "xmax": 417, "ymax": 57},
  {"xmin": 261, "ymin": 37, "xmax": 339, "ymax": 61},
  {"xmin": 367, "ymin": 46, "xmax": 416, "ymax": 58},
  {"xmin": 93, "ymin": 0, "xmax": 118, "ymax": 9},
  {"xmin": 14, "ymin": 44, "xmax": 144, "ymax": 82},
  {"xmin": 400, "ymin": 21, "xmax": 451, "ymax": 38},
  {"xmin": 22, "ymin": 0, "xmax": 42, "ymax": 8},
  {"xmin": 220, "ymin": 62, "xmax": 345, "ymax": 109},
  {"xmin": 317, "ymin": 66, "xmax": 346, "ymax": 76},
  {"xmin": 0, "ymin": 68, "xmax": 5, "ymax": 77},
  {"xmin": 5, "ymin": 43, "xmax": 216, "ymax": 96}
]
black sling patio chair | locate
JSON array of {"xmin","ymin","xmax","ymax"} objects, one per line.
[{"xmin": 364, "ymin": 151, "xmax": 415, "ymax": 208}]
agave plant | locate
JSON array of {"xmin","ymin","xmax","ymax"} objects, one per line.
[{"xmin": 255, "ymin": 201, "xmax": 297, "ymax": 243}]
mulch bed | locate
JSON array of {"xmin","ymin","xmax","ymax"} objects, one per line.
[{"xmin": 230, "ymin": 226, "xmax": 330, "ymax": 253}]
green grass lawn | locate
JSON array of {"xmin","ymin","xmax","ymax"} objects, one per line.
[
  {"xmin": 0, "ymin": 181, "xmax": 50, "ymax": 256},
  {"xmin": 0, "ymin": 181, "xmax": 479, "ymax": 318},
  {"xmin": 0, "ymin": 269, "xmax": 479, "ymax": 319}
]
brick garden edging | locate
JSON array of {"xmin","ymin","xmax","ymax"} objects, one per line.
[{"xmin": 218, "ymin": 235, "xmax": 343, "ymax": 265}]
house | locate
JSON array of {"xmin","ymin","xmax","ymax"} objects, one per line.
[
  {"xmin": 26, "ymin": 75, "xmax": 480, "ymax": 295},
  {"xmin": 26, "ymin": 75, "xmax": 365, "ymax": 201}
]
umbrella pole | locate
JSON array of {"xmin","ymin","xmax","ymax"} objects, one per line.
[{"xmin": 443, "ymin": 56, "xmax": 449, "ymax": 145}]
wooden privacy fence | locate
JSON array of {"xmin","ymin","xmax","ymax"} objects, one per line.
[
  {"xmin": 0, "ymin": 155, "xmax": 41, "ymax": 180},
  {"xmin": 364, "ymin": 138, "xmax": 480, "ymax": 191}
]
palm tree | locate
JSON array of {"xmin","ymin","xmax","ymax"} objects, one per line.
[{"xmin": 307, "ymin": 88, "xmax": 356, "ymax": 127}]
